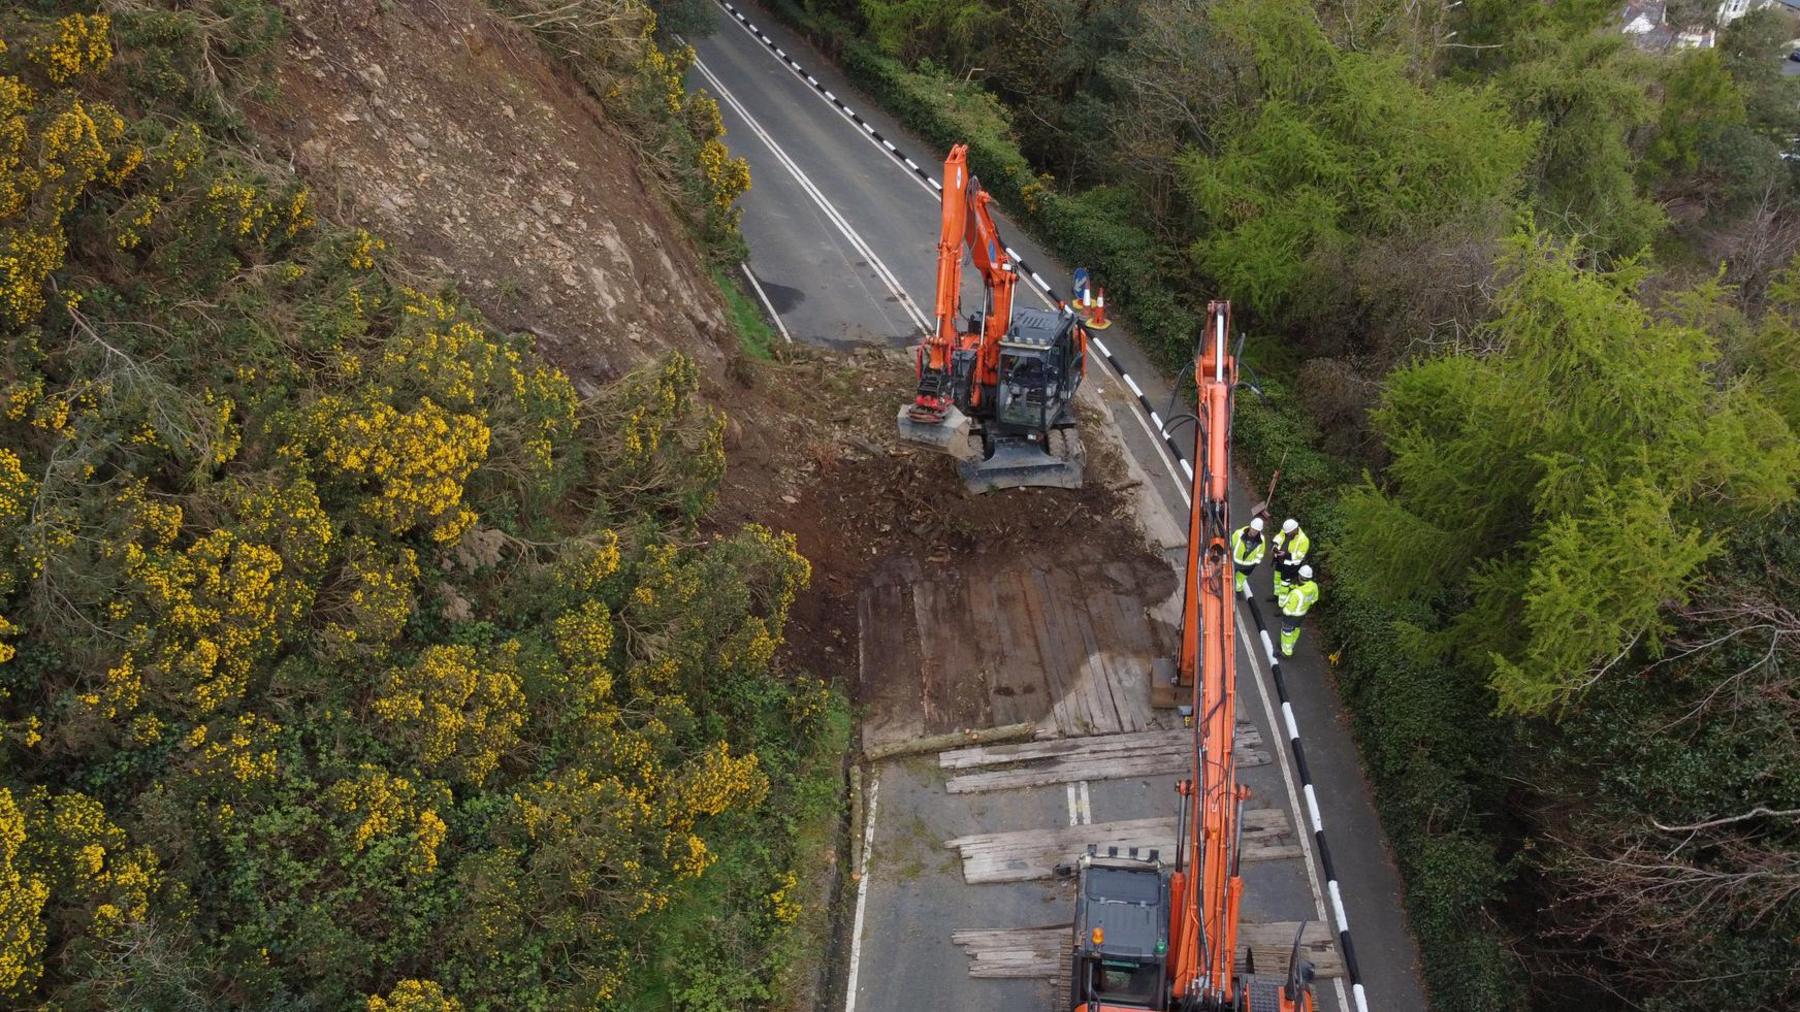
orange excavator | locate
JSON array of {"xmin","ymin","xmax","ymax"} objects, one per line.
[
  {"xmin": 895, "ymin": 144, "xmax": 1088, "ymax": 492},
  {"xmin": 1063, "ymin": 302, "xmax": 1316, "ymax": 1012}
]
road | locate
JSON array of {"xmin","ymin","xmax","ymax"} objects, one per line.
[{"xmin": 685, "ymin": 5, "xmax": 1432, "ymax": 1009}]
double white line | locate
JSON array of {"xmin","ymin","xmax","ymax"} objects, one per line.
[{"xmin": 689, "ymin": 54, "xmax": 931, "ymax": 336}]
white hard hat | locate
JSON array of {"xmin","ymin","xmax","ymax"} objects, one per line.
[
  {"xmin": 1298, "ymin": 564, "xmax": 1313, "ymax": 580},
  {"xmin": 1249, "ymin": 517, "xmax": 1264, "ymax": 532},
  {"xmin": 1282, "ymin": 518, "xmax": 1300, "ymax": 534}
]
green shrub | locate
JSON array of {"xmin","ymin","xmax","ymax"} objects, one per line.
[{"xmin": 0, "ymin": 5, "xmax": 844, "ymax": 1006}]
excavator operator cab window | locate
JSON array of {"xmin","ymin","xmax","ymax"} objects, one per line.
[
  {"xmin": 996, "ymin": 347, "xmax": 1054, "ymax": 430},
  {"xmin": 1086, "ymin": 957, "xmax": 1160, "ymax": 1005}
]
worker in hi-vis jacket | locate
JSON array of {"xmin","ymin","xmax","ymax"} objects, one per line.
[
  {"xmin": 1271, "ymin": 517, "xmax": 1310, "ymax": 597},
  {"xmin": 1229, "ymin": 516, "xmax": 1266, "ymax": 595},
  {"xmin": 1279, "ymin": 564, "xmax": 1319, "ymax": 657}
]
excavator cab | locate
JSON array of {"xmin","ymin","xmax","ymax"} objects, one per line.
[
  {"xmin": 1067, "ymin": 849, "xmax": 1170, "ymax": 1012},
  {"xmin": 992, "ymin": 306, "xmax": 1081, "ymax": 437}
]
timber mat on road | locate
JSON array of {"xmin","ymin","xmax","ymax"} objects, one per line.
[{"xmin": 700, "ymin": 4, "xmax": 1377, "ymax": 1009}]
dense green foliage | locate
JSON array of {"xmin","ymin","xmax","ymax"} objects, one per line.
[
  {"xmin": 1181, "ymin": 0, "xmax": 1533, "ymax": 323},
  {"xmin": 758, "ymin": 0, "xmax": 1800, "ymax": 1006},
  {"xmin": 0, "ymin": 4, "xmax": 839, "ymax": 1008},
  {"xmin": 1341, "ymin": 229, "xmax": 1800, "ymax": 713}
]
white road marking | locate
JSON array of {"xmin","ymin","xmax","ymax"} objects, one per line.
[
  {"xmin": 693, "ymin": 56, "xmax": 930, "ymax": 335},
  {"xmin": 1238, "ymin": 602, "xmax": 1353, "ymax": 1012},
  {"xmin": 740, "ymin": 262, "xmax": 792, "ymax": 343},
  {"xmin": 1066, "ymin": 783, "xmax": 1080, "ymax": 827},
  {"xmin": 713, "ymin": 11, "xmax": 1353, "ymax": 1006},
  {"xmin": 1078, "ymin": 780, "xmax": 1092, "ymax": 825},
  {"xmin": 714, "ymin": 5, "xmax": 943, "ymax": 200},
  {"xmin": 845, "ymin": 770, "xmax": 880, "ymax": 1012}
]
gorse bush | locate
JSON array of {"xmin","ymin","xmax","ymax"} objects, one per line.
[
  {"xmin": 487, "ymin": 0, "xmax": 752, "ymax": 252},
  {"xmin": 0, "ymin": 5, "xmax": 838, "ymax": 1007}
]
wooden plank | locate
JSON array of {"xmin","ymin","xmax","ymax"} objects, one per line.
[
  {"xmin": 1022, "ymin": 568, "xmax": 1094, "ymax": 735},
  {"xmin": 994, "ymin": 568, "xmax": 1056, "ymax": 729},
  {"xmin": 1008, "ymin": 568, "xmax": 1068, "ymax": 722},
  {"xmin": 947, "ymin": 810, "xmax": 1297, "ymax": 884},
  {"xmin": 1047, "ymin": 567, "xmax": 1124, "ymax": 735},
  {"xmin": 967, "ymin": 575, "xmax": 1020, "ymax": 726},
  {"xmin": 939, "ymin": 725, "xmax": 1262, "ymax": 770},
  {"xmin": 1237, "ymin": 921, "xmax": 1344, "ymax": 980},
  {"xmin": 952, "ymin": 922, "xmax": 1341, "ymax": 982},
  {"xmin": 1057, "ymin": 567, "xmax": 1131, "ymax": 735},
  {"xmin": 945, "ymin": 747, "xmax": 1271, "ymax": 793},
  {"xmin": 951, "ymin": 926, "xmax": 1066, "ymax": 979},
  {"xmin": 948, "ymin": 809, "xmax": 1289, "ymax": 854},
  {"xmin": 914, "ymin": 576, "xmax": 990, "ymax": 735},
  {"xmin": 1104, "ymin": 561, "xmax": 1163, "ymax": 654},
  {"xmin": 913, "ymin": 579, "xmax": 944, "ymax": 733},
  {"xmin": 1078, "ymin": 577, "xmax": 1137, "ymax": 733},
  {"xmin": 1101, "ymin": 581, "xmax": 1161, "ymax": 731},
  {"xmin": 858, "ymin": 581, "xmax": 925, "ymax": 754}
]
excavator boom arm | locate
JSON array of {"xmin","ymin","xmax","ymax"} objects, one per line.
[
  {"xmin": 921, "ymin": 145, "xmax": 970, "ymax": 385},
  {"xmin": 1170, "ymin": 302, "xmax": 1246, "ymax": 1005},
  {"xmin": 964, "ymin": 186, "xmax": 1018, "ymax": 354},
  {"xmin": 912, "ymin": 144, "xmax": 1025, "ymax": 419}
]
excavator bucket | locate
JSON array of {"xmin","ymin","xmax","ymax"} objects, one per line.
[
  {"xmin": 957, "ymin": 429, "xmax": 1084, "ymax": 494},
  {"xmin": 895, "ymin": 402, "xmax": 972, "ymax": 457}
]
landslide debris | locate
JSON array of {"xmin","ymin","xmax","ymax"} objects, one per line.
[{"xmin": 248, "ymin": 0, "xmax": 735, "ymax": 389}]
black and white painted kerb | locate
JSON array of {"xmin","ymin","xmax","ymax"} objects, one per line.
[
  {"xmin": 706, "ymin": 5, "xmax": 1370, "ymax": 1009},
  {"xmin": 1241, "ymin": 589, "xmax": 1370, "ymax": 1012}
]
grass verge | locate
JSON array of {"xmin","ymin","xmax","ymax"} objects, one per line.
[{"xmin": 715, "ymin": 265, "xmax": 783, "ymax": 360}]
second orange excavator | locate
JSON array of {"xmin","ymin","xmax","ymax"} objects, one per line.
[
  {"xmin": 896, "ymin": 144, "xmax": 1088, "ymax": 492},
  {"xmin": 1061, "ymin": 302, "xmax": 1316, "ymax": 1012}
]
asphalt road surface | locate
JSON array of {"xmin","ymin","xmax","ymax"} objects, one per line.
[{"xmin": 685, "ymin": 6, "xmax": 1433, "ymax": 1009}]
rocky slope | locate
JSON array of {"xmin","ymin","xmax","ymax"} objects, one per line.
[{"xmin": 251, "ymin": 0, "xmax": 732, "ymax": 391}]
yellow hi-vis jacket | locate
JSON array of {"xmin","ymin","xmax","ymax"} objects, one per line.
[
  {"xmin": 1274, "ymin": 526, "xmax": 1311, "ymax": 564},
  {"xmin": 1230, "ymin": 525, "xmax": 1266, "ymax": 567},
  {"xmin": 1280, "ymin": 579, "xmax": 1319, "ymax": 619}
]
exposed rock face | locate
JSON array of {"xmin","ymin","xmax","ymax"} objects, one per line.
[{"xmin": 253, "ymin": 0, "xmax": 732, "ymax": 388}]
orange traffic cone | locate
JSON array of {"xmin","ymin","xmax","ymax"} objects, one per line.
[{"xmin": 1087, "ymin": 287, "xmax": 1113, "ymax": 330}]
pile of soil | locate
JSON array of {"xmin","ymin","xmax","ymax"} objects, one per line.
[{"xmin": 706, "ymin": 348, "xmax": 1162, "ymax": 686}]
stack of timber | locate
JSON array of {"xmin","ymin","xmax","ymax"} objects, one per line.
[
  {"xmin": 939, "ymin": 725, "xmax": 1269, "ymax": 793},
  {"xmin": 944, "ymin": 809, "xmax": 1301, "ymax": 884}
]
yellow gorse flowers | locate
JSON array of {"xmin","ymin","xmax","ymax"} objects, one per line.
[
  {"xmin": 0, "ymin": 7, "xmax": 819, "ymax": 1005},
  {"xmin": 27, "ymin": 14, "xmax": 111, "ymax": 83}
]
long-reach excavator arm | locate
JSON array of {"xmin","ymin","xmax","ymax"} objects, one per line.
[
  {"xmin": 1065, "ymin": 302, "xmax": 1314, "ymax": 1012},
  {"xmin": 1166, "ymin": 301, "xmax": 1254, "ymax": 1008}
]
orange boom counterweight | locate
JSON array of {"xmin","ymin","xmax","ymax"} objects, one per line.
[{"xmin": 1063, "ymin": 302, "xmax": 1316, "ymax": 1012}]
